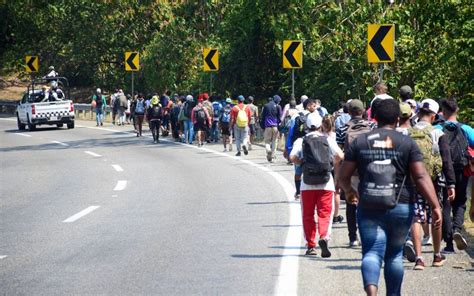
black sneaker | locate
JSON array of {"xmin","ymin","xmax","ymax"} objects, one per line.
[
  {"xmin": 442, "ymin": 245, "xmax": 455, "ymax": 254},
  {"xmin": 333, "ymin": 215, "xmax": 344, "ymax": 223},
  {"xmin": 404, "ymin": 241, "xmax": 416, "ymax": 262},
  {"xmin": 235, "ymin": 151, "xmax": 241, "ymax": 157},
  {"xmin": 305, "ymin": 247, "xmax": 317, "ymax": 256},
  {"xmin": 243, "ymin": 145, "xmax": 248, "ymax": 155},
  {"xmin": 453, "ymin": 232, "xmax": 467, "ymax": 250},
  {"xmin": 318, "ymin": 239, "xmax": 331, "ymax": 258}
]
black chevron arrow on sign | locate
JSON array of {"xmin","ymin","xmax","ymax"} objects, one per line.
[
  {"xmin": 205, "ymin": 49, "xmax": 217, "ymax": 70},
  {"xmin": 284, "ymin": 42, "xmax": 301, "ymax": 68},
  {"xmin": 27, "ymin": 57, "xmax": 37, "ymax": 72},
  {"xmin": 369, "ymin": 25, "xmax": 392, "ymax": 61},
  {"xmin": 126, "ymin": 52, "xmax": 138, "ymax": 70}
]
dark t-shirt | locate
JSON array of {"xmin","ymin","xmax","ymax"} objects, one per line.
[{"xmin": 345, "ymin": 128, "xmax": 423, "ymax": 204}]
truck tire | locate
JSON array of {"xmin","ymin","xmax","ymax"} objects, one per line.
[
  {"xmin": 57, "ymin": 123, "xmax": 64, "ymax": 128},
  {"xmin": 27, "ymin": 115, "xmax": 36, "ymax": 131},
  {"xmin": 17, "ymin": 114, "xmax": 26, "ymax": 130},
  {"xmin": 67, "ymin": 121, "xmax": 75, "ymax": 129}
]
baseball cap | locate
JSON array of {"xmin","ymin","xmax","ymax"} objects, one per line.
[
  {"xmin": 273, "ymin": 95, "xmax": 282, "ymax": 104},
  {"xmin": 186, "ymin": 95, "xmax": 194, "ymax": 102},
  {"xmin": 399, "ymin": 102, "xmax": 412, "ymax": 118},
  {"xmin": 306, "ymin": 112, "xmax": 322, "ymax": 129},
  {"xmin": 238, "ymin": 95, "xmax": 245, "ymax": 102},
  {"xmin": 420, "ymin": 98, "xmax": 439, "ymax": 114},
  {"xmin": 406, "ymin": 99, "xmax": 417, "ymax": 109},
  {"xmin": 348, "ymin": 99, "xmax": 364, "ymax": 113},
  {"xmin": 226, "ymin": 98, "xmax": 232, "ymax": 103},
  {"xmin": 399, "ymin": 85, "xmax": 413, "ymax": 97},
  {"xmin": 300, "ymin": 95, "xmax": 308, "ymax": 103},
  {"xmin": 96, "ymin": 88, "xmax": 101, "ymax": 93}
]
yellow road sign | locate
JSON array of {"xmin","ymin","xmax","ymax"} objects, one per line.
[
  {"xmin": 203, "ymin": 48, "xmax": 219, "ymax": 72},
  {"xmin": 283, "ymin": 40, "xmax": 303, "ymax": 69},
  {"xmin": 368, "ymin": 24, "xmax": 395, "ymax": 63},
  {"xmin": 25, "ymin": 56, "xmax": 39, "ymax": 72},
  {"xmin": 125, "ymin": 52, "xmax": 140, "ymax": 71}
]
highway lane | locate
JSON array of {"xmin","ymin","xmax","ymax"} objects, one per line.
[
  {"xmin": 0, "ymin": 119, "xmax": 296, "ymax": 295},
  {"xmin": 1, "ymin": 117, "xmax": 473, "ymax": 295}
]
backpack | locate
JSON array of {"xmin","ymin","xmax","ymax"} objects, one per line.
[
  {"xmin": 135, "ymin": 100, "xmax": 145, "ymax": 114},
  {"xmin": 212, "ymin": 102, "xmax": 222, "ymax": 119},
  {"xmin": 290, "ymin": 112, "xmax": 309, "ymax": 145},
  {"xmin": 344, "ymin": 119, "xmax": 372, "ymax": 152},
  {"xmin": 221, "ymin": 107, "xmax": 231, "ymax": 123},
  {"xmin": 183, "ymin": 102, "xmax": 193, "ymax": 118},
  {"xmin": 150, "ymin": 105, "xmax": 162, "ymax": 119},
  {"xmin": 408, "ymin": 125, "xmax": 442, "ymax": 179},
  {"xmin": 279, "ymin": 115, "xmax": 292, "ymax": 133},
  {"xmin": 119, "ymin": 94, "xmax": 128, "ymax": 108},
  {"xmin": 442, "ymin": 123, "xmax": 469, "ymax": 171},
  {"xmin": 359, "ymin": 135, "xmax": 406, "ymax": 210},
  {"xmin": 194, "ymin": 107, "xmax": 207, "ymax": 124},
  {"xmin": 317, "ymin": 108, "xmax": 324, "ymax": 118},
  {"xmin": 302, "ymin": 135, "xmax": 332, "ymax": 185},
  {"xmin": 95, "ymin": 95, "xmax": 103, "ymax": 108},
  {"xmin": 236, "ymin": 105, "xmax": 248, "ymax": 128}
]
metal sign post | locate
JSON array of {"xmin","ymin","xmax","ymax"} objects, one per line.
[
  {"xmin": 291, "ymin": 69, "xmax": 295, "ymax": 97},
  {"xmin": 379, "ymin": 64, "xmax": 384, "ymax": 82},
  {"xmin": 210, "ymin": 73, "xmax": 213, "ymax": 95},
  {"xmin": 131, "ymin": 72, "xmax": 134, "ymax": 98}
]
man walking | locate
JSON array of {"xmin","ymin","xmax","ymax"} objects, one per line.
[
  {"xmin": 92, "ymin": 88, "xmax": 106, "ymax": 126},
  {"xmin": 230, "ymin": 95, "xmax": 251, "ymax": 156},
  {"xmin": 261, "ymin": 95, "xmax": 282, "ymax": 162}
]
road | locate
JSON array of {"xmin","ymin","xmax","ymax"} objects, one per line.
[{"xmin": 0, "ymin": 117, "xmax": 473, "ymax": 295}]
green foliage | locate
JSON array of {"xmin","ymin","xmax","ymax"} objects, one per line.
[{"xmin": 1, "ymin": 0, "xmax": 472, "ymax": 115}]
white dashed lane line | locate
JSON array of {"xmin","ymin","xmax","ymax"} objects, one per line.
[
  {"xmin": 84, "ymin": 151, "xmax": 102, "ymax": 157},
  {"xmin": 51, "ymin": 140, "xmax": 69, "ymax": 146},
  {"xmin": 0, "ymin": 255, "xmax": 8, "ymax": 260},
  {"xmin": 14, "ymin": 133, "xmax": 32, "ymax": 137},
  {"xmin": 112, "ymin": 164, "xmax": 124, "ymax": 172},
  {"xmin": 113, "ymin": 180, "xmax": 127, "ymax": 191},
  {"xmin": 63, "ymin": 206, "xmax": 100, "ymax": 223}
]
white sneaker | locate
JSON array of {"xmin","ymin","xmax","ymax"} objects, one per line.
[
  {"xmin": 422, "ymin": 236, "xmax": 433, "ymax": 246},
  {"xmin": 223, "ymin": 148, "xmax": 228, "ymax": 152}
]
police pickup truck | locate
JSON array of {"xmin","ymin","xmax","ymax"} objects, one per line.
[{"xmin": 16, "ymin": 77, "xmax": 75, "ymax": 130}]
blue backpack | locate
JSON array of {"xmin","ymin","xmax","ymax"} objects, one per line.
[
  {"xmin": 220, "ymin": 107, "xmax": 231, "ymax": 123},
  {"xmin": 212, "ymin": 102, "xmax": 222, "ymax": 119}
]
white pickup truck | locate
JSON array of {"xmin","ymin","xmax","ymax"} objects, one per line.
[{"xmin": 16, "ymin": 78, "xmax": 75, "ymax": 130}]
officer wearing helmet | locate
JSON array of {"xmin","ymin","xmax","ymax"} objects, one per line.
[
  {"xmin": 45, "ymin": 66, "xmax": 59, "ymax": 78},
  {"xmin": 48, "ymin": 80, "xmax": 64, "ymax": 101}
]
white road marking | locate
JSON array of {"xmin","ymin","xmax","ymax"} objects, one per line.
[
  {"xmin": 14, "ymin": 133, "xmax": 32, "ymax": 137},
  {"xmin": 78, "ymin": 123, "xmax": 302, "ymax": 295},
  {"xmin": 63, "ymin": 206, "xmax": 100, "ymax": 223},
  {"xmin": 51, "ymin": 140, "xmax": 69, "ymax": 146},
  {"xmin": 113, "ymin": 180, "xmax": 127, "ymax": 191},
  {"xmin": 0, "ymin": 255, "xmax": 8, "ymax": 259},
  {"xmin": 112, "ymin": 195, "xmax": 118, "ymax": 197},
  {"xmin": 112, "ymin": 164, "xmax": 124, "ymax": 172},
  {"xmin": 84, "ymin": 151, "xmax": 102, "ymax": 157}
]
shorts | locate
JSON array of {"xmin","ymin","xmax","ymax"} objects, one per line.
[
  {"xmin": 194, "ymin": 122, "xmax": 208, "ymax": 132},
  {"xmin": 249, "ymin": 124, "xmax": 256, "ymax": 136},
  {"xmin": 413, "ymin": 193, "xmax": 432, "ymax": 224},
  {"xmin": 294, "ymin": 164, "xmax": 303, "ymax": 176},
  {"xmin": 221, "ymin": 123, "xmax": 231, "ymax": 136}
]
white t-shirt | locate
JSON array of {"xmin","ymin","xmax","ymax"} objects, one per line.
[{"xmin": 290, "ymin": 131, "xmax": 342, "ymax": 191}]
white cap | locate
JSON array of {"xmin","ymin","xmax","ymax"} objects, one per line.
[
  {"xmin": 300, "ymin": 95, "xmax": 308, "ymax": 103},
  {"xmin": 186, "ymin": 95, "xmax": 194, "ymax": 102},
  {"xmin": 96, "ymin": 88, "xmax": 101, "ymax": 93},
  {"xmin": 306, "ymin": 112, "xmax": 322, "ymax": 129},
  {"xmin": 420, "ymin": 98, "xmax": 439, "ymax": 114},
  {"xmin": 406, "ymin": 99, "xmax": 417, "ymax": 109}
]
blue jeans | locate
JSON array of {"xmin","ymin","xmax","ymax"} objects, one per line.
[
  {"xmin": 183, "ymin": 120, "xmax": 194, "ymax": 144},
  {"xmin": 357, "ymin": 203, "xmax": 414, "ymax": 296},
  {"xmin": 96, "ymin": 108, "xmax": 103, "ymax": 125},
  {"xmin": 211, "ymin": 121, "xmax": 220, "ymax": 141}
]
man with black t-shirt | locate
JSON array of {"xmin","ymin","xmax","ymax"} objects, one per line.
[{"xmin": 339, "ymin": 99, "xmax": 441, "ymax": 296}]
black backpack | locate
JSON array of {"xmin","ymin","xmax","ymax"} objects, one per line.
[
  {"xmin": 195, "ymin": 107, "xmax": 207, "ymax": 124},
  {"xmin": 149, "ymin": 105, "xmax": 162, "ymax": 119},
  {"xmin": 183, "ymin": 102, "xmax": 193, "ymax": 118},
  {"xmin": 302, "ymin": 135, "xmax": 332, "ymax": 185},
  {"xmin": 442, "ymin": 123, "xmax": 469, "ymax": 170},
  {"xmin": 95, "ymin": 95, "xmax": 103, "ymax": 108},
  {"xmin": 290, "ymin": 112, "xmax": 309, "ymax": 145}
]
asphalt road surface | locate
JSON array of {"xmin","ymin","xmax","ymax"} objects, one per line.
[{"xmin": 1, "ymin": 117, "xmax": 473, "ymax": 295}]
